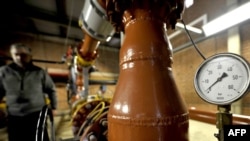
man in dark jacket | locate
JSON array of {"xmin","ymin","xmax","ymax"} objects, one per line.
[{"xmin": 0, "ymin": 43, "xmax": 57, "ymax": 141}]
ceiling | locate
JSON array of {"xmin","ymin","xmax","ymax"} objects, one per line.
[
  {"xmin": 2, "ymin": 0, "xmax": 246, "ymax": 51},
  {"xmin": 1, "ymin": 0, "xmax": 206, "ymax": 50},
  {"xmin": 0, "ymin": 0, "xmax": 208, "ymax": 50},
  {"xmin": 0, "ymin": 0, "xmax": 121, "ymax": 48}
]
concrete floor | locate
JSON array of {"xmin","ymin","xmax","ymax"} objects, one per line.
[
  {"xmin": 189, "ymin": 120, "xmax": 218, "ymax": 141},
  {"xmin": 0, "ymin": 110, "xmax": 75, "ymax": 141},
  {"xmin": 0, "ymin": 85, "xmax": 220, "ymax": 141},
  {"xmin": 0, "ymin": 113, "xmax": 218, "ymax": 141}
]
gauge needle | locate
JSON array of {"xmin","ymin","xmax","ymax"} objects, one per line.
[{"xmin": 206, "ymin": 72, "xmax": 228, "ymax": 92}]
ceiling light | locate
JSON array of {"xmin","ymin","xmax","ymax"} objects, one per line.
[
  {"xmin": 202, "ymin": 2, "xmax": 250, "ymax": 37},
  {"xmin": 176, "ymin": 22, "xmax": 203, "ymax": 34},
  {"xmin": 185, "ymin": 0, "xmax": 194, "ymax": 8}
]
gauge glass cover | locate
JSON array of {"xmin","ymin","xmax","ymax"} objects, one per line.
[{"xmin": 194, "ymin": 53, "xmax": 250, "ymax": 105}]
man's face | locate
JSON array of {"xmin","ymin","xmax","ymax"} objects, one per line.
[{"xmin": 11, "ymin": 47, "xmax": 32, "ymax": 67}]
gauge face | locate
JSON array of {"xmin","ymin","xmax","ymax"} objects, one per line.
[{"xmin": 194, "ymin": 53, "xmax": 250, "ymax": 105}]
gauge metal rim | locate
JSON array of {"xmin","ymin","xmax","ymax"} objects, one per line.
[{"xmin": 194, "ymin": 53, "xmax": 250, "ymax": 105}]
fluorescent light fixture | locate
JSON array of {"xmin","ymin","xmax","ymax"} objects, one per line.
[
  {"xmin": 185, "ymin": 0, "xmax": 194, "ymax": 8},
  {"xmin": 176, "ymin": 22, "xmax": 203, "ymax": 34},
  {"xmin": 202, "ymin": 2, "xmax": 250, "ymax": 36}
]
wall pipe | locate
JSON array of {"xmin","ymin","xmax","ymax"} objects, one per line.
[
  {"xmin": 189, "ymin": 107, "xmax": 250, "ymax": 125},
  {"xmin": 0, "ymin": 56, "xmax": 65, "ymax": 64}
]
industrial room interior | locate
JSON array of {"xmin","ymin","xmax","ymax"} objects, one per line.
[{"xmin": 0, "ymin": 0, "xmax": 250, "ymax": 141}]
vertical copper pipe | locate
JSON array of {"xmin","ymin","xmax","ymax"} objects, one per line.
[
  {"xmin": 107, "ymin": 1, "xmax": 189, "ymax": 141},
  {"xmin": 78, "ymin": 34, "xmax": 99, "ymax": 60},
  {"xmin": 75, "ymin": 35, "xmax": 98, "ymax": 99},
  {"xmin": 75, "ymin": 66, "xmax": 84, "ymax": 95},
  {"xmin": 78, "ymin": 0, "xmax": 114, "ymax": 61}
]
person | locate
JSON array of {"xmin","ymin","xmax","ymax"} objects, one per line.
[{"xmin": 0, "ymin": 43, "xmax": 57, "ymax": 141}]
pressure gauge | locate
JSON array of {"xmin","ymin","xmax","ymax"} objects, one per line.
[{"xmin": 194, "ymin": 53, "xmax": 250, "ymax": 105}]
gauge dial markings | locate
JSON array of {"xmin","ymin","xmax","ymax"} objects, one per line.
[
  {"xmin": 194, "ymin": 53, "xmax": 250, "ymax": 105},
  {"xmin": 206, "ymin": 72, "xmax": 228, "ymax": 92}
]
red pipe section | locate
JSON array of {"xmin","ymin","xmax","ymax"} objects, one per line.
[
  {"xmin": 106, "ymin": 1, "xmax": 188, "ymax": 141},
  {"xmin": 73, "ymin": 29, "xmax": 99, "ymax": 101},
  {"xmin": 189, "ymin": 107, "xmax": 250, "ymax": 125},
  {"xmin": 74, "ymin": 0, "xmax": 112, "ymax": 100},
  {"xmin": 97, "ymin": 0, "xmax": 106, "ymax": 9},
  {"xmin": 78, "ymin": 34, "xmax": 98, "ymax": 62}
]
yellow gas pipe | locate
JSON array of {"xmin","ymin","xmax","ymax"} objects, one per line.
[
  {"xmin": 70, "ymin": 0, "xmax": 115, "ymax": 139},
  {"xmin": 73, "ymin": 0, "xmax": 115, "ymax": 101}
]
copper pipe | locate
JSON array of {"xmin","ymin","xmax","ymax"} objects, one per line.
[
  {"xmin": 78, "ymin": 34, "xmax": 99, "ymax": 61},
  {"xmin": 189, "ymin": 107, "xmax": 250, "ymax": 125},
  {"xmin": 0, "ymin": 56, "xmax": 65, "ymax": 64},
  {"xmin": 189, "ymin": 108, "xmax": 217, "ymax": 125},
  {"xmin": 97, "ymin": 0, "xmax": 106, "ymax": 9},
  {"xmin": 106, "ymin": 1, "xmax": 189, "ymax": 140},
  {"xmin": 78, "ymin": 0, "xmax": 114, "ymax": 61}
]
